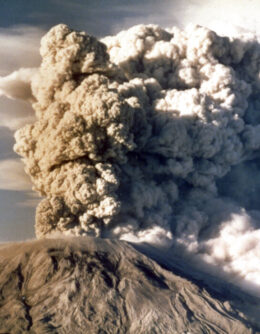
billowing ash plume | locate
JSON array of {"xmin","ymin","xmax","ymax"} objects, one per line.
[{"xmin": 13, "ymin": 24, "xmax": 260, "ymax": 288}]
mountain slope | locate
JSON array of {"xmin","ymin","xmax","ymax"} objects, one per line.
[{"xmin": 0, "ymin": 237, "xmax": 258, "ymax": 333}]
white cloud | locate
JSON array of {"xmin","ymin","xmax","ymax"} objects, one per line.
[
  {"xmin": 0, "ymin": 26, "xmax": 42, "ymax": 76},
  {"xmin": 200, "ymin": 212, "xmax": 260, "ymax": 293},
  {"xmin": 0, "ymin": 68, "xmax": 37, "ymax": 130},
  {"xmin": 0, "ymin": 159, "xmax": 32, "ymax": 191},
  {"xmin": 0, "ymin": 68, "xmax": 37, "ymax": 102},
  {"xmin": 0, "ymin": 27, "xmax": 41, "ymax": 131},
  {"xmin": 0, "ymin": 96, "xmax": 36, "ymax": 131},
  {"xmin": 177, "ymin": 0, "xmax": 260, "ymax": 36}
]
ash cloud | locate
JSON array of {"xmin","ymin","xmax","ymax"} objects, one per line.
[{"xmin": 9, "ymin": 23, "xmax": 260, "ymax": 291}]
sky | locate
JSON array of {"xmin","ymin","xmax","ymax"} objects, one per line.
[{"xmin": 1, "ymin": 0, "xmax": 260, "ymax": 242}]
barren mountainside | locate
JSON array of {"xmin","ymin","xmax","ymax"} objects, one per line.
[{"xmin": 0, "ymin": 237, "xmax": 259, "ymax": 333}]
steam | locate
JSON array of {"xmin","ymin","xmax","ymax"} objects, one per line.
[
  {"xmin": 201, "ymin": 212, "xmax": 260, "ymax": 285},
  {"xmin": 9, "ymin": 24, "xmax": 260, "ymax": 290}
]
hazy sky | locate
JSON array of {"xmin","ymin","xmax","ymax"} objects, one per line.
[{"xmin": 1, "ymin": 0, "xmax": 260, "ymax": 242}]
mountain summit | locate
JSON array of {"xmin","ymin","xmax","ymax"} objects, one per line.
[{"xmin": 0, "ymin": 237, "xmax": 258, "ymax": 333}]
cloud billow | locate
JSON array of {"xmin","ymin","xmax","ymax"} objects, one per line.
[{"xmin": 11, "ymin": 23, "xmax": 260, "ymax": 290}]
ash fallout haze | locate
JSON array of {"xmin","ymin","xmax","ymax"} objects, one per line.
[{"xmin": 1, "ymin": 0, "xmax": 260, "ymax": 333}]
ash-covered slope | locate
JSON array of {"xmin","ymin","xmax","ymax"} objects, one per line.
[{"xmin": 0, "ymin": 237, "xmax": 258, "ymax": 333}]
